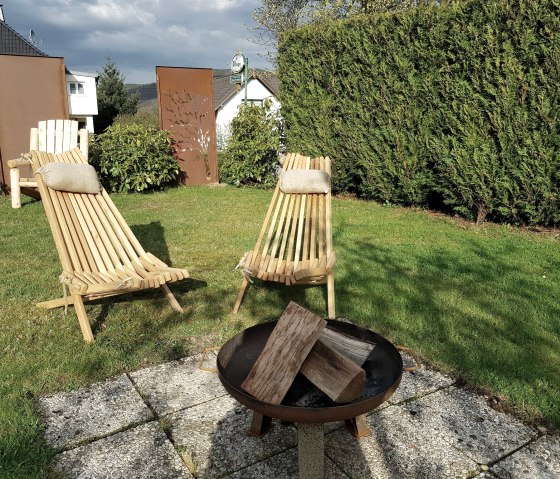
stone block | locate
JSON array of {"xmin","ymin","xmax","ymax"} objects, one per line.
[
  {"xmin": 491, "ymin": 435, "xmax": 560, "ymax": 478},
  {"xmin": 326, "ymin": 405, "xmax": 479, "ymax": 478},
  {"xmin": 223, "ymin": 449, "xmax": 347, "ymax": 479},
  {"xmin": 37, "ymin": 374, "xmax": 153, "ymax": 449},
  {"xmin": 168, "ymin": 395, "xmax": 297, "ymax": 478},
  {"xmin": 130, "ymin": 354, "xmax": 225, "ymax": 416},
  {"xmin": 399, "ymin": 387, "xmax": 537, "ymax": 464},
  {"xmin": 53, "ymin": 422, "xmax": 191, "ymax": 478},
  {"xmin": 389, "ymin": 361, "xmax": 454, "ymax": 405}
]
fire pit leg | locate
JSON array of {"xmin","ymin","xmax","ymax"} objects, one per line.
[
  {"xmin": 298, "ymin": 423, "xmax": 324, "ymax": 479},
  {"xmin": 247, "ymin": 412, "xmax": 272, "ymax": 437},
  {"xmin": 343, "ymin": 414, "xmax": 370, "ymax": 438}
]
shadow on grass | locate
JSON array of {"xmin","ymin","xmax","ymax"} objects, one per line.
[{"xmin": 336, "ymin": 234, "xmax": 560, "ymax": 427}]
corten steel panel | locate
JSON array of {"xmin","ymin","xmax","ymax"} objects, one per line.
[
  {"xmin": 156, "ymin": 66, "xmax": 217, "ymax": 185},
  {"xmin": 0, "ymin": 55, "xmax": 68, "ymax": 190}
]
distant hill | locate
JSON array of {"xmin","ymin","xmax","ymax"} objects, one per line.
[{"xmin": 126, "ymin": 68, "xmax": 271, "ymax": 109}]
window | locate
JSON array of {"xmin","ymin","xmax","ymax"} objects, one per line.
[
  {"xmin": 247, "ymin": 99, "xmax": 263, "ymax": 107},
  {"xmin": 68, "ymin": 82, "xmax": 85, "ymax": 95}
]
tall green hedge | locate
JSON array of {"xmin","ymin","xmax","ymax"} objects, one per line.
[{"xmin": 278, "ymin": 0, "xmax": 560, "ymax": 224}]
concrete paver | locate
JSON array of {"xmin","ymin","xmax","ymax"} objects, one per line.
[
  {"xmin": 130, "ymin": 354, "xmax": 225, "ymax": 416},
  {"xmin": 389, "ymin": 362, "xmax": 455, "ymax": 405},
  {"xmin": 169, "ymin": 395, "xmax": 297, "ymax": 478},
  {"xmin": 53, "ymin": 422, "xmax": 192, "ymax": 479},
  {"xmin": 326, "ymin": 405, "xmax": 479, "ymax": 478},
  {"xmin": 398, "ymin": 387, "xmax": 537, "ymax": 464},
  {"xmin": 491, "ymin": 435, "xmax": 560, "ymax": 479},
  {"xmin": 223, "ymin": 449, "xmax": 348, "ymax": 479},
  {"xmin": 40, "ymin": 352, "xmax": 557, "ymax": 479},
  {"xmin": 37, "ymin": 374, "xmax": 153, "ymax": 449}
]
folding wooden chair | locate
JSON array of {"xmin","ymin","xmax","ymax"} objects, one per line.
[
  {"xmin": 24, "ymin": 148, "xmax": 188, "ymax": 343},
  {"xmin": 9, "ymin": 119, "xmax": 88, "ymax": 208},
  {"xmin": 233, "ymin": 152, "xmax": 336, "ymax": 318}
]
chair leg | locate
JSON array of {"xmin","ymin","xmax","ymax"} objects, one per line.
[
  {"xmin": 327, "ymin": 274, "xmax": 336, "ymax": 319},
  {"xmin": 10, "ymin": 168, "xmax": 21, "ymax": 209},
  {"xmin": 233, "ymin": 277, "xmax": 249, "ymax": 314},
  {"xmin": 72, "ymin": 293, "xmax": 94, "ymax": 343},
  {"xmin": 161, "ymin": 284, "xmax": 183, "ymax": 312}
]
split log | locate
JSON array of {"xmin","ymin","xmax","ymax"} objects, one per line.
[
  {"xmin": 241, "ymin": 301, "xmax": 326, "ymax": 404},
  {"xmin": 319, "ymin": 327, "xmax": 376, "ymax": 366},
  {"xmin": 300, "ymin": 339, "xmax": 365, "ymax": 403}
]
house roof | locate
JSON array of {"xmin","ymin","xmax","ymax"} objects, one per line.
[
  {"xmin": 0, "ymin": 20, "xmax": 47, "ymax": 57},
  {"xmin": 213, "ymin": 72, "xmax": 279, "ymax": 111}
]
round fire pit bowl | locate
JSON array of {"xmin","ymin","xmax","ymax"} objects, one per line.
[{"xmin": 217, "ymin": 319, "xmax": 403, "ymax": 424}]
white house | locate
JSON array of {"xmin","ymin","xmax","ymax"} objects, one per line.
[
  {"xmin": 65, "ymin": 71, "xmax": 98, "ymax": 132},
  {"xmin": 213, "ymin": 73, "xmax": 280, "ymax": 149}
]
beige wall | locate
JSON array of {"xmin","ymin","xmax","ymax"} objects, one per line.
[{"xmin": 0, "ymin": 55, "xmax": 68, "ymax": 188}]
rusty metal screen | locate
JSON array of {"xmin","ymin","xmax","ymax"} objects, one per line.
[
  {"xmin": 0, "ymin": 55, "xmax": 68, "ymax": 190},
  {"xmin": 156, "ymin": 66, "xmax": 217, "ymax": 185}
]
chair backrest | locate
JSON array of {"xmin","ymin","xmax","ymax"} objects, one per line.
[
  {"xmin": 249, "ymin": 152, "xmax": 333, "ymax": 278},
  {"xmin": 32, "ymin": 148, "xmax": 147, "ymax": 276},
  {"xmin": 30, "ymin": 120, "xmax": 89, "ymax": 159}
]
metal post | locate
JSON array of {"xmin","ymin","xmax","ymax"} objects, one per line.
[{"xmin": 244, "ymin": 55, "xmax": 248, "ymax": 106}]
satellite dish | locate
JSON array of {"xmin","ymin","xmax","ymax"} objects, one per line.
[{"xmin": 29, "ymin": 29, "xmax": 42, "ymax": 46}]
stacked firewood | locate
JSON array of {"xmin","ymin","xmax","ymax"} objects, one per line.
[{"xmin": 241, "ymin": 302, "xmax": 376, "ymax": 405}]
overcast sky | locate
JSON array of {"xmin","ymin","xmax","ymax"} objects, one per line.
[{"xmin": 2, "ymin": 0, "xmax": 271, "ymax": 83}]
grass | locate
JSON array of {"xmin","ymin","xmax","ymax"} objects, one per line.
[{"xmin": 1, "ymin": 186, "xmax": 559, "ymax": 477}]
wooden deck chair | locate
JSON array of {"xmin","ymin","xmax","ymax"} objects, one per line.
[
  {"xmin": 25, "ymin": 148, "xmax": 189, "ymax": 343},
  {"xmin": 9, "ymin": 120, "xmax": 88, "ymax": 208},
  {"xmin": 233, "ymin": 152, "xmax": 336, "ymax": 318}
]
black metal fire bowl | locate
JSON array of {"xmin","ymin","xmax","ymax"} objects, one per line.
[{"xmin": 217, "ymin": 320, "xmax": 403, "ymax": 423}]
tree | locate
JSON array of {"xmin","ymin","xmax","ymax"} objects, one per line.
[
  {"xmin": 250, "ymin": 0, "xmax": 435, "ymax": 62},
  {"xmin": 94, "ymin": 56, "xmax": 139, "ymax": 133}
]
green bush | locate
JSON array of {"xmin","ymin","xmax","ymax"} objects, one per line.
[
  {"xmin": 278, "ymin": 0, "xmax": 560, "ymax": 224},
  {"xmin": 218, "ymin": 102, "xmax": 282, "ymax": 187},
  {"xmin": 113, "ymin": 107, "xmax": 160, "ymax": 129},
  {"xmin": 90, "ymin": 124, "xmax": 179, "ymax": 193}
]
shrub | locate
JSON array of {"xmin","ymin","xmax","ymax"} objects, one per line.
[
  {"xmin": 89, "ymin": 124, "xmax": 179, "ymax": 193},
  {"xmin": 218, "ymin": 102, "xmax": 282, "ymax": 187},
  {"xmin": 113, "ymin": 107, "xmax": 159, "ymax": 129},
  {"xmin": 278, "ymin": 0, "xmax": 560, "ymax": 224}
]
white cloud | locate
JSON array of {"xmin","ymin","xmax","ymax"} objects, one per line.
[{"xmin": 3, "ymin": 0, "xmax": 272, "ymax": 83}]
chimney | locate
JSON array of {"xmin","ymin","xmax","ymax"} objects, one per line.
[{"xmin": 0, "ymin": 4, "xmax": 4, "ymax": 22}]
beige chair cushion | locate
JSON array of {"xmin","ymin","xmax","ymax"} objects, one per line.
[
  {"xmin": 37, "ymin": 162, "xmax": 102, "ymax": 194},
  {"xmin": 280, "ymin": 169, "xmax": 330, "ymax": 194}
]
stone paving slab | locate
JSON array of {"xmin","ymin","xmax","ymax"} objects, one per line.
[
  {"xmin": 53, "ymin": 422, "xmax": 191, "ymax": 479},
  {"xmin": 130, "ymin": 354, "xmax": 225, "ymax": 416},
  {"xmin": 223, "ymin": 449, "xmax": 348, "ymax": 479},
  {"xmin": 168, "ymin": 394, "xmax": 298, "ymax": 478},
  {"xmin": 325, "ymin": 404, "xmax": 479, "ymax": 478},
  {"xmin": 389, "ymin": 357, "xmax": 455, "ymax": 405},
  {"xmin": 398, "ymin": 387, "xmax": 537, "ymax": 465},
  {"xmin": 491, "ymin": 435, "xmax": 560, "ymax": 479},
  {"xmin": 37, "ymin": 374, "xmax": 153, "ymax": 449}
]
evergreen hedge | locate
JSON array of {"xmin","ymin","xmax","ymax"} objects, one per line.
[{"xmin": 278, "ymin": 0, "xmax": 560, "ymax": 224}]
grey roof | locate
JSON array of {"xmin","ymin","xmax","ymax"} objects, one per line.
[
  {"xmin": 213, "ymin": 73, "xmax": 279, "ymax": 111},
  {"xmin": 0, "ymin": 20, "xmax": 47, "ymax": 56}
]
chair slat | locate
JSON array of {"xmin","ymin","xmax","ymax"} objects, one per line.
[
  {"xmin": 55, "ymin": 120, "xmax": 64, "ymax": 153},
  {"xmin": 64, "ymin": 194, "xmax": 97, "ymax": 273},
  {"xmin": 78, "ymin": 193, "xmax": 123, "ymax": 271},
  {"xmin": 275, "ymin": 194, "xmax": 296, "ymax": 273}
]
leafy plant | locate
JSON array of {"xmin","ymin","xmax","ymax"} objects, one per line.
[
  {"xmin": 113, "ymin": 107, "xmax": 160, "ymax": 129},
  {"xmin": 89, "ymin": 124, "xmax": 179, "ymax": 193},
  {"xmin": 218, "ymin": 102, "xmax": 282, "ymax": 187},
  {"xmin": 278, "ymin": 0, "xmax": 560, "ymax": 225}
]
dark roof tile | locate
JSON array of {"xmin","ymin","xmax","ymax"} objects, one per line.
[
  {"xmin": 213, "ymin": 72, "xmax": 279, "ymax": 111},
  {"xmin": 0, "ymin": 21, "xmax": 47, "ymax": 56}
]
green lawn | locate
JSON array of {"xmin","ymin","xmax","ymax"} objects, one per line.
[{"xmin": 1, "ymin": 186, "xmax": 559, "ymax": 477}]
